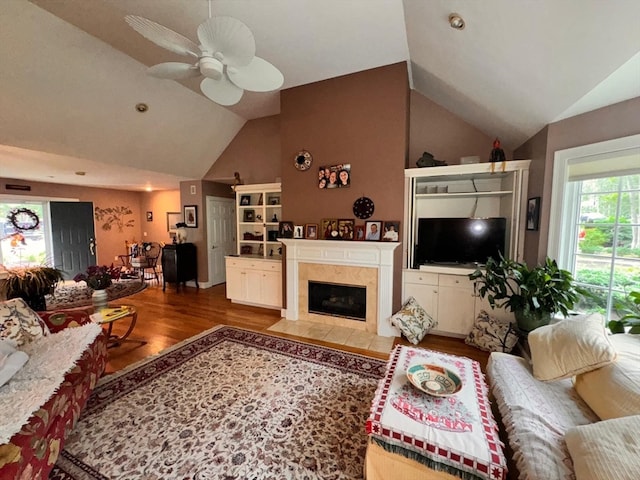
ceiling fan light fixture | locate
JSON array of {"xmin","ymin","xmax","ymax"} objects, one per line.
[
  {"xmin": 448, "ymin": 13, "xmax": 465, "ymax": 30},
  {"xmin": 199, "ymin": 57, "xmax": 224, "ymax": 80}
]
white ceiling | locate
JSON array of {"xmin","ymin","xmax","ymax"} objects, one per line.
[{"xmin": 0, "ymin": 0, "xmax": 638, "ymax": 191}]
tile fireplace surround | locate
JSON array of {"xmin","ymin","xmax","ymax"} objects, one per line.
[{"xmin": 280, "ymin": 239, "xmax": 400, "ymax": 337}]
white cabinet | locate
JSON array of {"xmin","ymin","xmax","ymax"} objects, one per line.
[
  {"xmin": 234, "ymin": 183, "xmax": 282, "ymax": 260},
  {"xmin": 225, "ymin": 257, "xmax": 282, "ymax": 309},
  {"xmin": 403, "ymin": 266, "xmax": 513, "ymax": 337}
]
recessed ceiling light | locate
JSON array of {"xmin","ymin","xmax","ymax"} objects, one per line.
[
  {"xmin": 135, "ymin": 103, "xmax": 149, "ymax": 112},
  {"xmin": 449, "ymin": 13, "xmax": 465, "ymax": 30},
  {"xmin": 75, "ymin": 171, "xmax": 86, "ymax": 176},
  {"xmin": 145, "ymin": 186, "xmax": 152, "ymax": 192}
]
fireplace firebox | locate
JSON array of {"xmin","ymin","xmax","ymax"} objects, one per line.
[{"xmin": 308, "ymin": 281, "xmax": 366, "ymax": 321}]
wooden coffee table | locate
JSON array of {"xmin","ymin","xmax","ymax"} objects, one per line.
[
  {"xmin": 366, "ymin": 345, "xmax": 507, "ymax": 480},
  {"xmin": 91, "ymin": 305, "xmax": 138, "ymax": 348}
]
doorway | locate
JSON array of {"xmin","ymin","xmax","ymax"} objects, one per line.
[{"xmin": 206, "ymin": 196, "xmax": 236, "ymax": 286}]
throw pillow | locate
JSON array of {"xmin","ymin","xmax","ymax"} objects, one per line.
[
  {"xmin": 0, "ymin": 298, "xmax": 51, "ymax": 347},
  {"xmin": 389, "ymin": 297, "xmax": 437, "ymax": 345},
  {"xmin": 465, "ymin": 310, "xmax": 519, "ymax": 353},
  {"xmin": 574, "ymin": 333, "xmax": 640, "ymax": 420},
  {"xmin": 528, "ymin": 313, "xmax": 616, "ymax": 381},
  {"xmin": 0, "ymin": 339, "xmax": 29, "ymax": 387},
  {"xmin": 565, "ymin": 415, "xmax": 640, "ymax": 480}
]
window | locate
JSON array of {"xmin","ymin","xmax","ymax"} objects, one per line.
[
  {"xmin": 549, "ymin": 135, "xmax": 640, "ymax": 321},
  {"xmin": 0, "ymin": 201, "xmax": 49, "ymax": 268}
]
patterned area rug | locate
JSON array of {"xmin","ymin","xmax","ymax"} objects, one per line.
[
  {"xmin": 50, "ymin": 326, "xmax": 387, "ymax": 479},
  {"xmin": 45, "ymin": 279, "xmax": 147, "ymax": 310}
]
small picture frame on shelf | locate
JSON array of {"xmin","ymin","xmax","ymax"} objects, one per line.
[
  {"xmin": 365, "ymin": 221, "xmax": 382, "ymax": 241},
  {"xmin": 241, "ymin": 245, "xmax": 253, "ymax": 255},
  {"xmin": 305, "ymin": 224, "xmax": 318, "ymax": 240},
  {"xmin": 294, "ymin": 225, "xmax": 304, "ymax": 238},
  {"xmin": 243, "ymin": 209, "xmax": 255, "ymax": 222},
  {"xmin": 278, "ymin": 221, "xmax": 294, "ymax": 238},
  {"xmin": 268, "ymin": 230, "xmax": 279, "ymax": 241},
  {"xmin": 321, "ymin": 218, "xmax": 338, "ymax": 239},
  {"xmin": 354, "ymin": 225, "xmax": 365, "ymax": 241},
  {"xmin": 269, "ymin": 196, "xmax": 280, "ymax": 205},
  {"xmin": 240, "ymin": 195, "xmax": 251, "ymax": 206},
  {"xmin": 337, "ymin": 219, "xmax": 355, "ymax": 240},
  {"xmin": 382, "ymin": 221, "xmax": 400, "ymax": 242},
  {"xmin": 184, "ymin": 205, "xmax": 197, "ymax": 228}
]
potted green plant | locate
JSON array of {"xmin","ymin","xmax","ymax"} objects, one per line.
[
  {"xmin": 609, "ymin": 291, "xmax": 640, "ymax": 334},
  {"xmin": 469, "ymin": 254, "xmax": 584, "ymax": 333},
  {"xmin": 1, "ymin": 266, "xmax": 65, "ymax": 311}
]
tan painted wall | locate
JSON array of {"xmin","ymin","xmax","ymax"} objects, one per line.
[
  {"xmin": 514, "ymin": 96, "xmax": 640, "ymax": 264},
  {"xmin": 203, "ymin": 115, "xmax": 281, "ymax": 185},
  {"xmin": 409, "ymin": 91, "xmax": 511, "ymax": 167},
  {"xmin": 1, "ymin": 177, "xmax": 143, "ymax": 266},
  {"xmin": 139, "ymin": 189, "xmax": 181, "ymax": 246},
  {"xmin": 280, "ymin": 63, "xmax": 409, "ymax": 310}
]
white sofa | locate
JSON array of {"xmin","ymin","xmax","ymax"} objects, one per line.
[{"xmin": 487, "ymin": 319, "xmax": 640, "ymax": 480}]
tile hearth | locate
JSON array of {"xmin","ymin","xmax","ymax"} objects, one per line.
[{"xmin": 268, "ymin": 319, "xmax": 395, "ymax": 354}]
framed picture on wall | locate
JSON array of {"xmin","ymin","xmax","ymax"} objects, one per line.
[
  {"xmin": 146, "ymin": 211, "xmax": 153, "ymax": 222},
  {"xmin": 184, "ymin": 205, "xmax": 197, "ymax": 228},
  {"xmin": 166, "ymin": 212, "xmax": 181, "ymax": 232},
  {"xmin": 527, "ymin": 197, "xmax": 540, "ymax": 231},
  {"xmin": 318, "ymin": 164, "xmax": 351, "ymax": 189}
]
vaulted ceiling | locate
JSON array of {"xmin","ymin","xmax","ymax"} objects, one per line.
[{"xmin": 1, "ymin": 0, "xmax": 638, "ymax": 191}]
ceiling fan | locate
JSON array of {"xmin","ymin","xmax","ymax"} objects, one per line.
[{"xmin": 124, "ymin": 6, "xmax": 283, "ymax": 106}]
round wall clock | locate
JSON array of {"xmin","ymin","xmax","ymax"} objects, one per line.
[
  {"xmin": 8, "ymin": 208, "xmax": 40, "ymax": 231},
  {"xmin": 294, "ymin": 150, "xmax": 313, "ymax": 171},
  {"xmin": 353, "ymin": 196, "xmax": 375, "ymax": 219}
]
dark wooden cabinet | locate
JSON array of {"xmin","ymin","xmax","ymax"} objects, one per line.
[{"xmin": 162, "ymin": 243, "xmax": 199, "ymax": 292}]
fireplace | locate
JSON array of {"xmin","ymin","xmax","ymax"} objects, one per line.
[
  {"xmin": 308, "ymin": 281, "xmax": 367, "ymax": 321},
  {"xmin": 280, "ymin": 239, "xmax": 400, "ymax": 337}
]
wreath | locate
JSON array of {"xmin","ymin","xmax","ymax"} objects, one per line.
[{"xmin": 7, "ymin": 208, "xmax": 40, "ymax": 231}]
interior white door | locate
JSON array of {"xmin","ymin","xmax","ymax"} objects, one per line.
[{"xmin": 207, "ymin": 196, "xmax": 236, "ymax": 286}]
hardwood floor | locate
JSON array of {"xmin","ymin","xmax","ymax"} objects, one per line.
[{"xmin": 103, "ymin": 282, "xmax": 489, "ymax": 375}]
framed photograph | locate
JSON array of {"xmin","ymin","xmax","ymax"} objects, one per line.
[
  {"xmin": 318, "ymin": 163, "xmax": 351, "ymax": 189},
  {"xmin": 382, "ymin": 221, "xmax": 400, "ymax": 242},
  {"xmin": 305, "ymin": 223, "xmax": 318, "ymax": 239},
  {"xmin": 321, "ymin": 218, "xmax": 338, "ymax": 239},
  {"xmin": 184, "ymin": 205, "xmax": 197, "ymax": 228},
  {"xmin": 337, "ymin": 219, "xmax": 355, "ymax": 240},
  {"xmin": 146, "ymin": 211, "xmax": 153, "ymax": 222},
  {"xmin": 278, "ymin": 221, "xmax": 294, "ymax": 238},
  {"xmin": 240, "ymin": 195, "xmax": 251, "ymax": 206},
  {"xmin": 166, "ymin": 212, "xmax": 181, "ymax": 232},
  {"xmin": 293, "ymin": 225, "xmax": 304, "ymax": 239},
  {"xmin": 354, "ymin": 225, "xmax": 365, "ymax": 241},
  {"xmin": 269, "ymin": 196, "xmax": 280, "ymax": 205},
  {"xmin": 365, "ymin": 221, "xmax": 382, "ymax": 241},
  {"xmin": 243, "ymin": 209, "xmax": 255, "ymax": 222},
  {"xmin": 527, "ymin": 197, "xmax": 540, "ymax": 231}
]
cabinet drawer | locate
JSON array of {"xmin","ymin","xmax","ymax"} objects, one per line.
[
  {"xmin": 438, "ymin": 274, "xmax": 473, "ymax": 290},
  {"xmin": 225, "ymin": 257, "xmax": 281, "ymax": 272},
  {"xmin": 404, "ymin": 270, "xmax": 438, "ymax": 285}
]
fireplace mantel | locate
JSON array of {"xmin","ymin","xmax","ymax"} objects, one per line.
[{"xmin": 280, "ymin": 239, "xmax": 400, "ymax": 337}]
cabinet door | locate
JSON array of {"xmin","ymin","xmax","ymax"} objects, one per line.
[
  {"xmin": 245, "ymin": 269, "xmax": 263, "ymax": 303},
  {"xmin": 225, "ymin": 267, "xmax": 245, "ymax": 301},
  {"xmin": 404, "ymin": 282, "xmax": 438, "ymax": 320},
  {"xmin": 260, "ymin": 270, "xmax": 282, "ymax": 308},
  {"xmin": 437, "ymin": 286, "xmax": 476, "ymax": 335}
]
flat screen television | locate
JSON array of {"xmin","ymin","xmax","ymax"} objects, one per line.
[{"xmin": 415, "ymin": 217, "xmax": 506, "ymax": 267}]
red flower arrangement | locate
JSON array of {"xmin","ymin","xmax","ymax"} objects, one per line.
[{"xmin": 73, "ymin": 264, "xmax": 120, "ymax": 290}]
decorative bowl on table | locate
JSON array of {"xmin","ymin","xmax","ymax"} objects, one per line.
[{"xmin": 406, "ymin": 364, "xmax": 463, "ymax": 397}]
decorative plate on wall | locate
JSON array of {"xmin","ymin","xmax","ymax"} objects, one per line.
[
  {"xmin": 353, "ymin": 196, "xmax": 375, "ymax": 219},
  {"xmin": 294, "ymin": 150, "xmax": 313, "ymax": 171}
]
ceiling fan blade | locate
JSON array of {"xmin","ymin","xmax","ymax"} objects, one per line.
[
  {"xmin": 200, "ymin": 77, "xmax": 244, "ymax": 106},
  {"xmin": 227, "ymin": 57, "xmax": 284, "ymax": 92},
  {"xmin": 147, "ymin": 62, "xmax": 200, "ymax": 80},
  {"xmin": 125, "ymin": 15, "xmax": 200, "ymax": 58},
  {"xmin": 197, "ymin": 16, "xmax": 255, "ymax": 67}
]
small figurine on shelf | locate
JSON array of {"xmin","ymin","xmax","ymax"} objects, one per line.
[
  {"xmin": 489, "ymin": 138, "xmax": 506, "ymax": 173},
  {"xmin": 272, "ymin": 213, "xmax": 278, "ymax": 222}
]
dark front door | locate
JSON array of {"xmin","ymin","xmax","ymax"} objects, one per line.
[{"xmin": 50, "ymin": 202, "xmax": 96, "ymax": 279}]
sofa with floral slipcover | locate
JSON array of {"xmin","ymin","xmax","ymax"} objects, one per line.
[{"xmin": 0, "ymin": 299, "xmax": 107, "ymax": 480}]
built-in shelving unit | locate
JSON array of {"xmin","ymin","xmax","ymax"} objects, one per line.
[{"xmin": 234, "ymin": 182, "xmax": 282, "ymax": 260}]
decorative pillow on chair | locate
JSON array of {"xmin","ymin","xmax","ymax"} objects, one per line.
[
  {"xmin": 528, "ymin": 313, "xmax": 616, "ymax": 381},
  {"xmin": 565, "ymin": 415, "xmax": 640, "ymax": 480},
  {"xmin": 0, "ymin": 298, "xmax": 51, "ymax": 347},
  {"xmin": 465, "ymin": 310, "xmax": 519, "ymax": 353},
  {"xmin": 389, "ymin": 297, "xmax": 437, "ymax": 345}
]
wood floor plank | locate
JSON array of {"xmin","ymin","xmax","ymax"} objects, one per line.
[{"xmin": 103, "ymin": 283, "xmax": 489, "ymax": 374}]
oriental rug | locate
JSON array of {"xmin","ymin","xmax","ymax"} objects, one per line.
[
  {"xmin": 51, "ymin": 326, "xmax": 387, "ymax": 480},
  {"xmin": 45, "ymin": 279, "xmax": 146, "ymax": 310}
]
